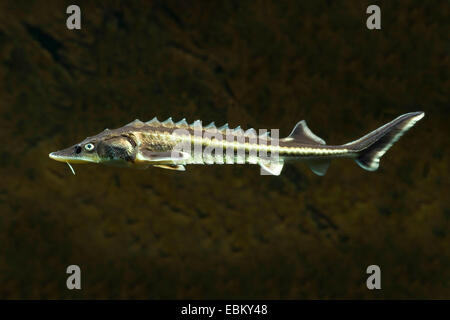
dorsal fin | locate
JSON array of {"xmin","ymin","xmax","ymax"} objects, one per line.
[{"xmin": 285, "ymin": 120, "xmax": 326, "ymax": 145}]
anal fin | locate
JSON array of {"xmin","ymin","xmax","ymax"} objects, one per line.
[
  {"xmin": 153, "ymin": 164, "xmax": 186, "ymax": 171},
  {"xmin": 306, "ymin": 159, "xmax": 330, "ymax": 176}
]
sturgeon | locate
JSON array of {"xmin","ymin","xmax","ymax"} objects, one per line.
[{"xmin": 49, "ymin": 111, "xmax": 424, "ymax": 176}]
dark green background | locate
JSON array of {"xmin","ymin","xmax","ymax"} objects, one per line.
[{"xmin": 0, "ymin": 0, "xmax": 448, "ymax": 299}]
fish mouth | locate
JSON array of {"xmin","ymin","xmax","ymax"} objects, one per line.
[{"xmin": 49, "ymin": 150, "xmax": 98, "ymax": 164}]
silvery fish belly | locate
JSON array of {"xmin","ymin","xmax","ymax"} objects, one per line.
[{"xmin": 49, "ymin": 112, "xmax": 424, "ymax": 176}]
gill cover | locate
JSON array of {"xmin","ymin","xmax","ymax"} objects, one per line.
[{"xmin": 97, "ymin": 136, "xmax": 137, "ymax": 162}]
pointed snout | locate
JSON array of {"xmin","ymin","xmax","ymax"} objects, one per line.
[
  {"xmin": 49, "ymin": 146, "xmax": 98, "ymax": 164},
  {"xmin": 49, "ymin": 150, "xmax": 85, "ymax": 163},
  {"xmin": 49, "ymin": 151, "xmax": 64, "ymax": 161}
]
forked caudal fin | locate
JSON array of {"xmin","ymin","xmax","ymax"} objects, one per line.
[{"xmin": 344, "ymin": 111, "xmax": 425, "ymax": 171}]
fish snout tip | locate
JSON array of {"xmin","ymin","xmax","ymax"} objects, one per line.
[{"xmin": 49, "ymin": 151, "xmax": 65, "ymax": 162}]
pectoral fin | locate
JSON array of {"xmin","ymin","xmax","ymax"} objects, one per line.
[
  {"xmin": 136, "ymin": 149, "xmax": 190, "ymax": 163},
  {"xmin": 153, "ymin": 164, "xmax": 186, "ymax": 171}
]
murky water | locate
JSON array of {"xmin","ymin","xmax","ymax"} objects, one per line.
[{"xmin": 0, "ymin": 1, "xmax": 448, "ymax": 299}]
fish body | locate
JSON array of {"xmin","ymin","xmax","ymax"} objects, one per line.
[{"xmin": 49, "ymin": 112, "xmax": 424, "ymax": 176}]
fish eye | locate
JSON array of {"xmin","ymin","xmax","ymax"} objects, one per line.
[{"xmin": 84, "ymin": 143, "xmax": 95, "ymax": 151}]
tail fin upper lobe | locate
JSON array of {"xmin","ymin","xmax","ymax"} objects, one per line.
[{"xmin": 344, "ymin": 111, "xmax": 425, "ymax": 171}]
